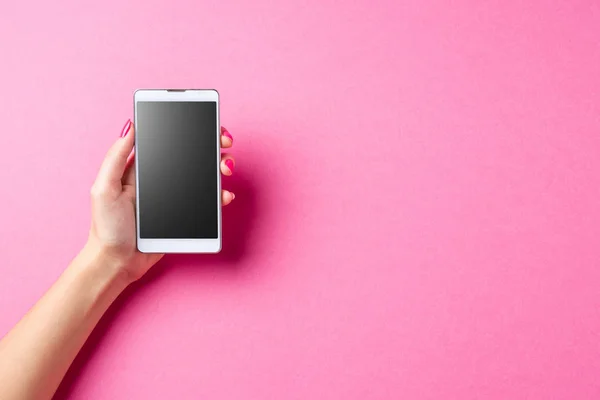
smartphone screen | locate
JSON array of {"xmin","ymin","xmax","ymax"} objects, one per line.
[{"xmin": 136, "ymin": 101, "xmax": 218, "ymax": 239}]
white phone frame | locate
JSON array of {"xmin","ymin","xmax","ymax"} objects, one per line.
[{"xmin": 134, "ymin": 89, "xmax": 222, "ymax": 253}]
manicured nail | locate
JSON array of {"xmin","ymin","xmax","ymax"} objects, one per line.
[
  {"xmin": 222, "ymin": 130, "xmax": 233, "ymax": 143},
  {"xmin": 225, "ymin": 159, "xmax": 235, "ymax": 173},
  {"xmin": 120, "ymin": 119, "xmax": 132, "ymax": 138}
]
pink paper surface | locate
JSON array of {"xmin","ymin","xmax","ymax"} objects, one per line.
[{"xmin": 1, "ymin": 1, "xmax": 600, "ymax": 399}]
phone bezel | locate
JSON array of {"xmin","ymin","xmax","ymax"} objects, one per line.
[{"xmin": 134, "ymin": 89, "xmax": 222, "ymax": 253}]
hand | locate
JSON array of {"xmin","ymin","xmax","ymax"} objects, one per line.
[{"xmin": 86, "ymin": 120, "xmax": 236, "ymax": 283}]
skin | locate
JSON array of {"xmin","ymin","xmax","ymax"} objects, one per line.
[{"xmin": 0, "ymin": 122, "xmax": 235, "ymax": 400}]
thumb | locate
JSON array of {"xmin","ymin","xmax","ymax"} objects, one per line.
[{"xmin": 95, "ymin": 120, "xmax": 135, "ymax": 187}]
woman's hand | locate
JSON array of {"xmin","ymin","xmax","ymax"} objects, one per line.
[
  {"xmin": 0, "ymin": 119, "xmax": 237, "ymax": 400},
  {"xmin": 86, "ymin": 120, "xmax": 235, "ymax": 283},
  {"xmin": 0, "ymin": 119, "xmax": 236, "ymax": 400}
]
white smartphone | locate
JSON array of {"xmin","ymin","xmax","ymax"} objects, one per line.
[{"xmin": 134, "ymin": 89, "xmax": 221, "ymax": 253}]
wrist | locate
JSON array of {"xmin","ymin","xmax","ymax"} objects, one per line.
[{"xmin": 75, "ymin": 241, "xmax": 132, "ymax": 291}]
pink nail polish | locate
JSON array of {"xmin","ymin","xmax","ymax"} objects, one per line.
[
  {"xmin": 222, "ymin": 130, "xmax": 233, "ymax": 142},
  {"xmin": 225, "ymin": 159, "xmax": 235, "ymax": 172},
  {"xmin": 120, "ymin": 119, "xmax": 132, "ymax": 138}
]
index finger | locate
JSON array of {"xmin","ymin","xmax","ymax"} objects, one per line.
[{"xmin": 221, "ymin": 127, "xmax": 233, "ymax": 149}]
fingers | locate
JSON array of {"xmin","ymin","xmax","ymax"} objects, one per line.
[
  {"xmin": 221, "ymin": 127, "xmax": 233, "ymax": 148},
  {"xmin": 220, "ymin": 127, "xmax": 235, "ymax": 205},
  {"xmin": 222, "ymin": 190, "xmax": 235, "ymax": 206},
  {"xmin": 221, "ymin": 154, "xmax": 235, "ymax": 176},
  {"xmin": 98, "ymin": 121, "xmax": 236, "ymax": 207},
  {"xmin": 95, "ymin": 120, "xmax": 135, "ymax": 188}
]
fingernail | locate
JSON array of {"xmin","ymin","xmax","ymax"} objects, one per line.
[
  {"xmin": 231, "ymin": 192, "xmax": 236, "ymax": 200},
  {"xmin": 225, "ymin": 159, "xmax": 235, "ymax": 173},
  {"xmin": 222, "ymin": 130, "xmax": 233, "ymax": 143},
  {"xmin": 120, "ymin": 119, "xmax": 132, "ymax": 138}
]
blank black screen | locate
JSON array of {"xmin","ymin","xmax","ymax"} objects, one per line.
[{"xmin": 137, "ymin": 101, "xmax": 218, "ymax": 238}]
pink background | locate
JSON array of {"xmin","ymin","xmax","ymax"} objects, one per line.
[{"xmin": 1, "ymin": 1, "xmax": 599, "ymax": 399}]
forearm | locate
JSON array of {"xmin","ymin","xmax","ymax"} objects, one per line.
[{"xmin": 0, "ymin": 245, "xmax": 129, "ymax": 400}]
